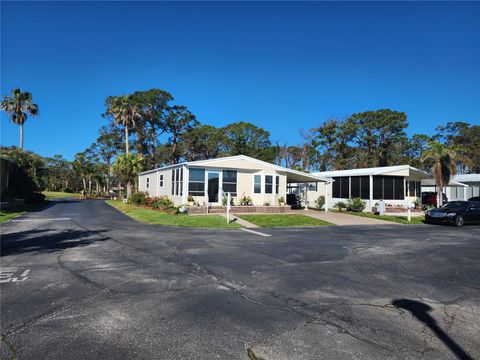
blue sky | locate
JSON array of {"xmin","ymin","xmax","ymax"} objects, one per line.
[{"xmin": 1, "ymin": 1, "xmax": 479, "ymax": 160}]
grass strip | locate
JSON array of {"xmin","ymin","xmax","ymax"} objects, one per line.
[
  {"xmin": 340, "ymin": 211, "xmax": 425, "ymax": 224},
  {"xmin": 238, "ymin": 214, "xmax": 334, "ymax": 227},
  {"xmin": 43, "ymin": 191, "xmax": 81, "ymax": 200},
  {"xmin": 106, "ymin": 200, "xmax": 242, "ymax": 228}
]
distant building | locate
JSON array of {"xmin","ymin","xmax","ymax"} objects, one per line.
[{"xmin": 422, "ymin": 174, "xmax": 480, "ymax": 200}]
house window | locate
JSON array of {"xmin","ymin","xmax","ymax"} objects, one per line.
[
  {"xmin": 372, "ymin": 176, "xmax": 404, "ymax": 200},
  {"xmin": 276, "ymin": 176, "xmax": 280, "ymax": 194},
  {"xmin": 383, "ymin": 177, "xmax": 394, "ymax": 200},
  {"xmin": 159, "ymin": 174, "xmax": 164, "ymax": 188},
  {"xmin": 347, "ymin": 176, "xmax": 369, "ymax": 199},
  {"xmin": 307, "ymin": 182, "xmax": 317, "ymax": 192},
  {"xmin": 373, "ymin": 176, "xmax": 383, "ymax": 199},
  {"xmin": 350, "ymin": 177, "xmax": 360, "ymax": 198},
  {"xmin": 394, "ymin": 177, "xmax": 404, "ymax": 200},
  {"xmin": 332, "ymin": 177, "xmax": 350, "ymax": 198},
  {"xmin": 408, "ymin": 181, "xmax": 416, "ymax": 197},
  {"xmin": 265, "ymin": 175, "xmax": 273, "ymax": 194},
  {"xmin": 222, "ymin": 170, "xmax": 237, "ymax": 196},
  {"xmin": 254, "ymin": 175, "xmax": 261, "ymax": 194},
  {"xmin": 180, "ymin": 168, "xmax": 183, "ymax": 196},
  {"xmin": 171, "ymin": 168, "xmax": 182, "ymax": 196},
  {"xmin": 146, "ymin": 177, "xmax": 150, "ymax": 189},
  {"xmin": 189, "ymin": 168, "xmax": 205, "ymax": 196},
  {"xmin": 360, "ymin": 176, "xmax": 370, "ymax": 199},
  {"xmin": 332, "ymin": 177, "xmax": 341, "ymax": 198}
]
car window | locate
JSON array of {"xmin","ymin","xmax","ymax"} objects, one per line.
[
  {"xmin": 470, "ymin": 202, "xmax": 480, "ymax": 210},
  {"xmin": 442, "ymin": 202, "xmax": 468, "ymax": 210}
]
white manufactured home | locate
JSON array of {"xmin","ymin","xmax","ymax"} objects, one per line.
[
  {"xmin": 294, "ymin": 165, "xmax": 431, "ymax": 211},
  {"xmin": 138, "ymin": 155, "xmax": 332, "ymax": 207}
]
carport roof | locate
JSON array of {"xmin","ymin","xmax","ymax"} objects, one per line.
[
  {"xmin": 313, "ymin": 165, "xmax": 431, "ymax": 179},
  {"xmin": 452, "ymin": 174, "xmax": 480, "ymax": 183},
  {"xmin": 421, "ymin": 179, "xmax": 469, "ymax": 187}
]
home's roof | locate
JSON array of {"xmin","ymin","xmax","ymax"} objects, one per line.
[
  {"xmin": 313, "ymin": 165, "xmax": 431, "ymax": 179},
  {"xmin": 452, "ymin": 174, "xmax": 480, "ymax": 183},
  {"xmin": 139, "ymin": 155, "xmax": 332, "ymax": 182},
  {"xmin": 421, "ymin": 179, "xmax": 469, "ymax": 187}
]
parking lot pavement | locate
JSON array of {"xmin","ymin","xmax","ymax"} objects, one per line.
[{"xmin": 1, "ymin": 199, "xmax": 479, "ymax": 359}]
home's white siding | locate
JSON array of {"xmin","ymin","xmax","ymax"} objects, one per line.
[
  {"xmin": 186, "ymin": 167, "xmax": 287, "ymax": 206},
  {"xmin": 139, "ymin": 165, "xmax": 185, "ymax": 205}
]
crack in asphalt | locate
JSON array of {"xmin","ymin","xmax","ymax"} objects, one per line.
[
  {"xmin": 179, "ymin": 262, "xmax": 399, "ymax": 357},
  {"xmin": 1, "ymin": 333, "xmax": 18, "ymax": 360}
]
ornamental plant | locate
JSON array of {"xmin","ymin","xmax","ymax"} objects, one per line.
[{"xmin": 346, "ymin": 198, "xmax": 366, "ymax": 212}]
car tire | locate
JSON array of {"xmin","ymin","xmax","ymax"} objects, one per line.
[{"xmin": 454, "ymin": 215, "xmax": 465, "ymax": 227}]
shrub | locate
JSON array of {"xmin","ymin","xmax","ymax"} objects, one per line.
[
  {"xmin": 315, "ymin": 196, "xmax": 325, "ymax": 210},
  {"xmin": 222, "ymin": 196, "xmax": 234, "ymax": 206},
  {"xmin": 346, "ymin": 198, "xmax": 366, "ymax": 212},
  {"xmin": 187, "ymin": 195, "xmax": 195, "ymax": 202},
  {"xmin": 129, "ymin": 191, "xmax": 148, "ymax": 205},
  {"xmin": 151, "ymin": 195, "xmax": 176, "ymax": 211},
  {"xmin": 240, "ymin": 196, "xmax": 253, "ymax": 206},
  {"xmin": 335, "ymin": 201, "xmax": 347, "ymax": 212},
  {"xmin": 145, "ymin": 196, "xmax": 155, "ymax": 207}
]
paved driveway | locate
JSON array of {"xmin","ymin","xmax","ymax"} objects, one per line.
[
  {"xmin": 1, "ymin": 200, "xmax": 479, "ymax": 360},
  {"xmin": 300, "ymin": 209, "xmax": 398, "ymax": 225}
]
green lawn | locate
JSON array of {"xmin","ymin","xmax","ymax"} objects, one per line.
[
  {"xmin": 105, "ymin": 200, "xmax": 242, "ymax": 228},
  {"xmin": 43, "ymin": 191, "xmax": 81, "ymax": 200},
  {"xmin": 238, "ymin": 214, "xmax": 334, "ymax": 227},
  {"xmin": 0, "ymin": 201, "xmax": 50, "ymax": 223},
  {"xmin": 342, "ymin": 211, "xmax": 425, "ymax": 224}
]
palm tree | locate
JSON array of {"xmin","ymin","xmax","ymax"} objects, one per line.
[
  {"xmin": 105, "ymin": 95, "xmax": 142, "ymax": 154},
  {"xmin": 113, "ymin": 153, "xmax": 144, "ymax": 198},
  {"xmin": 421, "ymin": 141, "xmax": 473, "ymax": 206},
  {"xmin": 1, "ymin": 88, "xmax": 39, "ymax": 150}
]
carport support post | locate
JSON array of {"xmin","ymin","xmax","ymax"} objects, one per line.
[
  {"xmin": 324, "ymin": 181, "xmax": 328, "ymax": 212},
  {"xmin": 226, "ymin": 192, "xmax": 231, "ymax": 224},
  {"xmin": 369, "ymin": 175, "xmax": 374, "ymax": 211}
]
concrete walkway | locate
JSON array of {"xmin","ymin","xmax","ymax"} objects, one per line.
[{"xmin": 299, "ymin": 209, "xmax": 398, "ymax": 225}]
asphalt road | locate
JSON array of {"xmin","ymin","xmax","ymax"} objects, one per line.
[{"xmin": 1, "ymin": 199, "xmax": 479, "ymax": 360}]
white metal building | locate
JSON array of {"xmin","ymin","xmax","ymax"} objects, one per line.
[
  {"xmin": 302, "ymin": 165, "xmax": 431, "ymax": 211},
  {"xmin": 422, "ymin": 174, "xmax": 480, "ymax": 200}
]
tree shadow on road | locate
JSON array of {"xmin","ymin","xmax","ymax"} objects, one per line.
[
  {"xmin": 1, "ymin": 228, "xmax": 110, "ymax": 257},
  {"xmin": 392, "ymin": 298, "xmax": 472, "ymax": 360}
]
